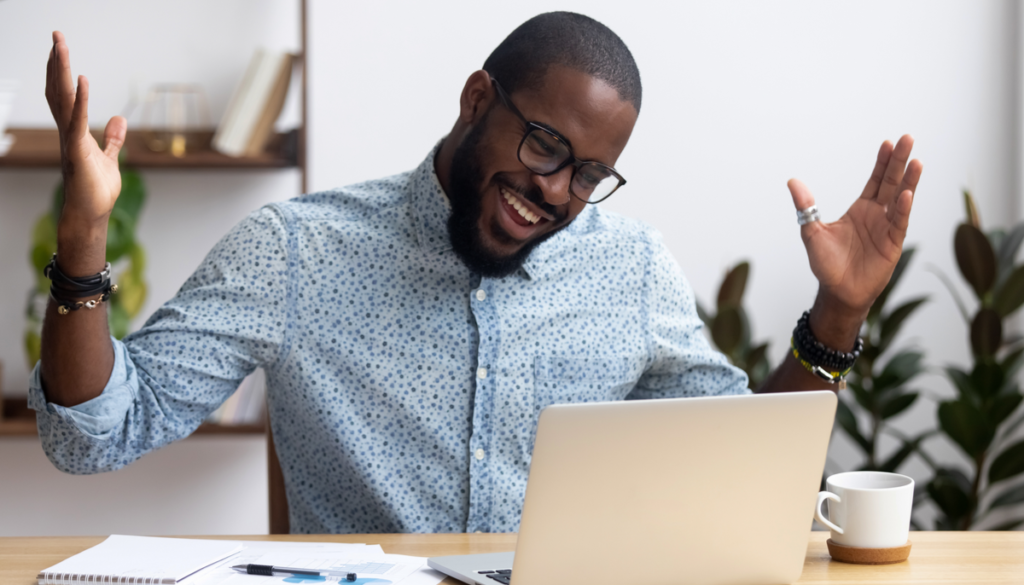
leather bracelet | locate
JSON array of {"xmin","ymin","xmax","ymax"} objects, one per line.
[{"xmin": 44, "ymin": 254, "xmax": 112, "ymax": 293}]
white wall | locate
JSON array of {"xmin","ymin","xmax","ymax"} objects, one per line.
[
  {"xmin": 309, "ymin": 0, "xmax": 1022, "ymax": 528},
  {"xmin": 0, "ymin": 0, "xmax": 302, "ymax": 535}
]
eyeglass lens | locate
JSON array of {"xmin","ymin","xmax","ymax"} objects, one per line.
[{"xmin": 519, "ymin": 129, "xmax": 621, "ymax": 203}]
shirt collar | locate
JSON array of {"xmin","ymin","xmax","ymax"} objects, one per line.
[
  {"xmin": 410, "ymin": 140, "xmax": 454, "ymax": 254},
  {"xmin": 409, "ymin": 139, "xmax": 595, "ymax": 280}
]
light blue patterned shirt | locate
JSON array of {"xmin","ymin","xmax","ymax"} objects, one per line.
[{"xmin": 29, "ymin": 144, "xmax": 749, "ymax": 534}]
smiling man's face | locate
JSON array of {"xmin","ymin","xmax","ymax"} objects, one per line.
[{"xmin": 444, "ymin": 65, "xmax": 638, "ymax": 277}]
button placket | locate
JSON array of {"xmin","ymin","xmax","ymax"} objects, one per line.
[{"xmin": 466, "ymin": 277, "xmax": 499, "ymax": 532}]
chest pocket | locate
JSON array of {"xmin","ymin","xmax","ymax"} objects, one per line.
[{"xmin": 533, "ymin": 355, "xmax": 641, "ymax": 410}]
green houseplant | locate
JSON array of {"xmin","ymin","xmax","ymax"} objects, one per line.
[
  {"xmin": 697, "ymin": 261, "xmax": 771, "ymax": 390},
  {"xmin": 927, "ymin": 191, "xmax": 1024, "ymax": 530},
  {"xmin": 836, "ymin": 247, "xmax": 932, "ymax": 475},
  {"xmin": 23, "ymin": 167, "xmax": 149, "ymax": 367}
]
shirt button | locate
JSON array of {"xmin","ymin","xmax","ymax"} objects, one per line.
[
  {"xmin": 475, "ymin": 289, "xmax": 487, "ymax": 301},
  {"xmin": 477, "ymin": 367, "xmax": 488, "ymax": 379},
  {"xmin": 475, "ymin": 448, "xmax": 486, "ymax": 460}
]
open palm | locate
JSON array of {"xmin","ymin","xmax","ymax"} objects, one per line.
[
  {"xmin": 45, "ymin": 31, "xmax": 126, "ymax": 228},
  {"xmin": 789, "ymin": 136, "xmax": 923, "ymax": 314}
]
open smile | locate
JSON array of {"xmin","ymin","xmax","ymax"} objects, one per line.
[{"xmin": 495, "ymin": 184, "xmax": 556, "ymax": 241}]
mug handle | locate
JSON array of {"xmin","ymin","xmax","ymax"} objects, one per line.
[{"xmin": 814, "ymin": 491, "xmax": 844, "ymax": 534}]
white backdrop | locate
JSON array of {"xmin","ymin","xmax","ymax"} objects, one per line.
[{"xmin": 0, "ymin": 0, "xmax": 1021, "ymax": 534}]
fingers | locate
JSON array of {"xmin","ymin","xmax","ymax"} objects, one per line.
[
  {"xmin": 68, "ymin": 75, "xmax": 90, "ymax": 141},
  {"xmin": 51, "ymin": 31, "xmax": 76, "ymax": 131},
  {"xmin": 103, "ymin": 116, "xmax": 127, "ymax": 160},
  {"xmin": 876, "ymin": 134, "xmax": 915, "ymax": 206},
  {"xmin": 887, "ymin": 189, "xmax": 915, "ymax": 249},
  {"xmin": 859, "ymin": 140, "xmax": 893, "ymax": 200},
  {"xmin": 895, "ymin": 158, "xmax": 923, "ymax": 205}
]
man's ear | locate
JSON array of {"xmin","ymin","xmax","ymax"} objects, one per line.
[{"xmin": 459, "ymin": 70, "xmax": 494, "ymax": 125}]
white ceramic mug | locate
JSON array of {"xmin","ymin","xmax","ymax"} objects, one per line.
[{"xmin": 813, "ymin": 471, "xmax": 914, "ymax": 548}]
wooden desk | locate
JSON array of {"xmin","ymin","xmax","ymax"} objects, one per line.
[{"xmin": 2, "ymin": 532, "xmax": 1022, "ymax": 584}]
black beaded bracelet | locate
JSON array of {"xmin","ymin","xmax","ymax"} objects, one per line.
[{"xmin": 792, "ymin": 310, "xmax": 862, "ymax": 382}]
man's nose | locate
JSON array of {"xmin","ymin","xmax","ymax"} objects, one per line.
[{"xmin": 530, "ymin": 167, "xmax": 572, "ymax": 207}]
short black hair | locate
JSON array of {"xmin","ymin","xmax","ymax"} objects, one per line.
[{"xmin": 483, "ymin": 12, "xmax": 642, "ymax": 112}]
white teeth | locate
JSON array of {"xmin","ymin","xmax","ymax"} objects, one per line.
[{"xmin": 501, "ymin": 188, "xmax": 540, "ymax": 224}]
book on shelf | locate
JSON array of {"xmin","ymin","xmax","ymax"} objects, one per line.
[
  {"xmin": 212, "ymin": 49, "xmax": 295, "ymax": 157},
  {"xmin": 206, "ymin": 368, "xmax": 266, "ymax": 426}
]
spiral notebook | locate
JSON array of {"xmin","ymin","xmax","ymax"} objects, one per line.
[{"xmin": 37, "ymin": 535, "xmax": 243, "ymax": 584}]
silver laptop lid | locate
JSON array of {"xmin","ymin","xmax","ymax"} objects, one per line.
[{"xmin": 512, "ymin": 391, "xmax": 836, "ymax": 585}]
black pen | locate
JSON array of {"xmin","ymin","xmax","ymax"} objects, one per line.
[{"xmin": 231, "ymin": 564, "xmax": 357, "ymax": 581}]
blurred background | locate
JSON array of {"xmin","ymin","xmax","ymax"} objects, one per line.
[{"xmin": 0, "ymin": 0, "xmax": 1021, "ymax": 535}]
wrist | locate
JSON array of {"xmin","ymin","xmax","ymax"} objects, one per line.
[
  {"xmin": 808, "ymin": 289, "xmax": 867, "ymax": 352},
  {"xmin": 56, "ymin": 219, "xmax": 108, "ymax": 277}
]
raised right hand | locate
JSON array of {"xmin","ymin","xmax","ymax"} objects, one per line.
[{"xmin": 45, "ymin": 30, "xmax": 127, "ymax": 270}]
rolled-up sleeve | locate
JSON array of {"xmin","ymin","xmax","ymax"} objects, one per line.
[
  {"xmin": 29, "ymin": 205, "xmax": 291, "ymax": 474},
  {"xmin": 629, "ymin": 230, "xmax": 751, "ymax": 400}
]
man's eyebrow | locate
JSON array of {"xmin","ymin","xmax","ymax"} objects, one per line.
[{"xmin": 531, "ymin": 119, "xmax": 574, "ymax": 150}]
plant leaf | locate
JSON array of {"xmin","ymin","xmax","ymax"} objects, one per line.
[
  {"xmin": 927, "ymin": 264, "xmax": 971, "ymax": 324},
  {"xmin": 870, "ymin": 247, "xmax": 916, "ymax": 322},
  {"xmin": 877, "ymin": 297, "xmax": 928, "ymax": 353},
  {"xmin": 964, "ymin": 189, "xmax": 981, "ymax": 228},
  {"xmin": 989, "ymin": 483, "xmax": 1024, "ymax": 509},
  {"xmin": 970, "ymin": 361, "xmax": 1005, "ymax": 402},
  {"xmin": 716, "ymin": 261, "xmax": 749, "ymax": 310},
  {"xmin": 835, "ymin": 398, "xmax": 871, "ymax": 453},
  {"xmin": 989, "ymin": 440, "xmax": 1024, "ymax": 484},
  {"xmin": 993, "ymin": 265, "xmax": 1024, "ymax": 317},
  {"xmin": 946, "ymin": 366, "xmax": 975, "ymax": 399},
  {"xmin": 955, "ymin": 223, "xmax": 997, "ymax": 299},
  {"xmin": 874, "ymin": 350, "xmax": 925, "ymax": 394},
  {"xmin": 989, "ymin": 393, "xmax": 1023, "ymax": 428},
  {"xmin": 971, "ymin": 309, "xmax": 1003, "ymax": 359},
  {"xmin": 881, "ymin": 392, "xmax": 918, "ymax": 420},
  {"xmin": 927, "ymin": 467, "xmax": 974, "ymax": 526},
  {"xmin": 939, "ymin": 399, "xmax": 995, "ymax": 459},
  {"xmin": 711, "ymin": 306, "xmax": 743, "ymax": 355},
  {"xmin": 1001, "ymin": 347, "xmax": 1024, "ymax": 382},
  {"xmin": 997, "ymin": 224, "xmax": 1024, "ymax": 279},
  {"xmin": 878, "ymin": 430, "xmax": 932, "ymax": 473},
  {"xmin": 987, "ymin": 517, "xmax": 1024, "ymax": 531}
]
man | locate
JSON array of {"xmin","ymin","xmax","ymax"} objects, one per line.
[{"xmin": 35, "ymin": 13, "xmax": 920, "ymax": 533}]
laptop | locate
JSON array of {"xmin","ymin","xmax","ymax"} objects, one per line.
[{"xmin": 428, "ymin": 390, "xmax": 837, "ymax": 585}]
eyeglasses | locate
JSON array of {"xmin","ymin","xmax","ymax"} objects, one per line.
[{"xmin": 490, "ymin": 77, "xmax": 626, "ymax": 204}]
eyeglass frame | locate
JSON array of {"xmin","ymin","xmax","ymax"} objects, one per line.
[{"xmin": 489, "ymin": 76, "xmax": 627, "ymax": 204}]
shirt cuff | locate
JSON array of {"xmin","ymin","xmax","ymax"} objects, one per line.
[{"xmin": 27, "ymin": 337, "xmax": 138, "ymax": 437}]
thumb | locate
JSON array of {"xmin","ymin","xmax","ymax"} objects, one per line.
[
  {"xmin": 788, "ymin": 178, "xmax": 823, "ymax": 239},
  {"xmin": 787, "ymin": 178, "xmax": 816, "ymax": 210},
  {"xmin": 103, "ymin": 115, "xmax": 127, "ymax": 160}
]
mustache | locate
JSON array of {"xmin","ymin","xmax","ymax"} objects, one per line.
[{"xmin": 494, "ymin": 174, "xmax": 568, "ymax": 222}]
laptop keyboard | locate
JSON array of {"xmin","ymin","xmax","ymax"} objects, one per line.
[{"xmin": 477, "ymin": 569, "xmax": 511, "ymax": 584}]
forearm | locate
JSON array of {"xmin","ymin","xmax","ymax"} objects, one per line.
[
  {"xmin": 756, "ymin": 289, "xmax": 865, "ymax": 394},
  {"xmin": 39, "ymin": 222, "xmax": 115, "ymax": 407}
]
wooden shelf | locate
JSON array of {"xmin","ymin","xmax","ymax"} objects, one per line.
[
  {"xmin": 0, "ymin": 397, "xmax": 265, "ymax": 437},
  {"xmin": 0, "ymin": 127, "xmax": 298, "ymax": 170}
]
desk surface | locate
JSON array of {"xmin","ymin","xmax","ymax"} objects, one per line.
[{"xmin": 2, "ymin": 531, "xmax": 1022, "ymax": 584}]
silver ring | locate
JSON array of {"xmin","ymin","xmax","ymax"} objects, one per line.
[{"xmin": 797, "ymin": 205, "xmax": 820, "ymax": 226}]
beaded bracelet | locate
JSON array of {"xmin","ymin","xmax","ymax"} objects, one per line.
[{"xmin": 791, "ymin": 310, "xmax": 862, "ymax": 388}]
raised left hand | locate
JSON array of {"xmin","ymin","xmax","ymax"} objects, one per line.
[{"xmin": 788, "ymin": 135, "xmax": 923, "ymax": 319}]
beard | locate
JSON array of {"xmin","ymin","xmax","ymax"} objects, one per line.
[{"xmin": 446, "ymin": 112, "xmax": 568, "ymax": 278}]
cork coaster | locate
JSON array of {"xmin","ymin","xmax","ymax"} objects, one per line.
[{"xmin": 826, "ymin": 539, "xmax": 912, "ymax": 565}]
